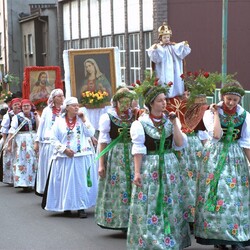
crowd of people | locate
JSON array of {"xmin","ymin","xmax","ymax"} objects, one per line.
[{"xmin": 1, "ymin": 23, "xmax": 250, "ymax": 250}]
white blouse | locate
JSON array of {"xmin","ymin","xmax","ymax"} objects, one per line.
[
  {"xmin": 203, "ymin": 102, "xmax": 250, "ymax": 148},
  {"xmin": 50, "ymin": 115, "xmax": 95, "ymax": 158},
  {"xmin": 130, "ymin": 113, "xmax": 188, "ymax": 155}
]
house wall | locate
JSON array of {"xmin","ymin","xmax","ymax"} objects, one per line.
[
  {"xmin": 167, "ymin": 0, "xmax": 250, "ymax": 89},
  {"xmin": 0, "ymin": 0, "xmax": 57, "ymax": 92},
  {"xmin": 57, "ymin": 0, "xmax": 250, "ymax": 91}
]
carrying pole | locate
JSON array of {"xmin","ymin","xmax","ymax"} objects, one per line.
[{"xmin": 221, "ymin": 0, "xmax": 228, "ymax": 87}]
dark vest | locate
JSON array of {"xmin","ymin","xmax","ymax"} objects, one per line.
[
  {"xmin": 145, "ymin": 133, "xmax": 173, "ymax": 152},
  {"xmin": 108, "ymin": 114, "xmax": 134, "ymax": 142},
  {"xmin": 17, "ymin": 115, "xmax": 36, "ymax": 132},
  {"xmin": 220, "ymin": 111, "xmax": 246, "ymax": 141}
]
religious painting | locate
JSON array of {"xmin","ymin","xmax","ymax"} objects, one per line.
[
  {"xmin": 22, "ymin": 66, "xmax": 63, "ymax": 110},
  {"xmin": 68, "ymin": 48, "xmax": 117, "ymax": 108}
]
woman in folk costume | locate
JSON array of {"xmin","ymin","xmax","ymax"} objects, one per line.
[
  {"xmin": 148, "ymin": 22, "xmax": 191, "ymax": 98},
  {"xmin": 42, "ymin": 97, "xmax": 97, "ymax": 218},
  {"xmin": 7, "ymin": 99, "xmax": 40, "ymax": 191},
  {"xmin": 0, "ymin": 98, "xmax": 22, "ymax": 184},
  {"xmin": 195, "ymin": 82, "xmax": 250, "ymax": 250},
  {"xmin": 95, "ymin": 87, "xmax": 136, "ymax": 231},
  {"xmin": 127, "ymin": 84, "xmax": 191, "ymax": 249},
  {"xmin": 34, "ymin": 89, "xmax": 64, "ymax": 196}
]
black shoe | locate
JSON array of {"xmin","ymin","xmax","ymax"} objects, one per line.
[
  {"xmin": 78, "ymin": 209, "xmax": 87, "ymax": 218},
  {"xmin": 214, "ymin": 245, "xmax": 228, "ymax": 250},
  {"xmin": 22, "ymin": 187, "xmax": 33, "ymax": 192},
  {"xmin": 63, "ymin": 210, "xmax": 72, "ymax": 216},
  {"xmin": 232, "ymin": 245, "xmax": 246, "ymax": 250}
]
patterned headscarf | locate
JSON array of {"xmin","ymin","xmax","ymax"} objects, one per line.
[{"xmin": 47, "ymin": 89, "xmax": 64, "ymax": 108}]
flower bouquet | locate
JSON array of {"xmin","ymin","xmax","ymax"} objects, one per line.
[
  {"xmin": 81, "ymin": 90, "xmax": 109, "ymax": 108},
  {"xmin": 181, "ymin": 70, "xmax": 235, "ymax": 105},
  {"xmin": 0, "ymin": 90, "xmax": 13, "ymax": 103}
]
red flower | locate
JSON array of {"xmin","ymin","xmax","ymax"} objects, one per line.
[
  {"xmin": 154, "ymin": 78, "xmax": 159, "ymax": 86},
  {"xmin": 131, "ymin": 83, "xmax": 136, "ymax": 87},
  {"xmin": 180, "ymin": 73, "xmax": 185, "ymax": 79},
  {"xmin": 203, "ymin": 72, "xmax": 210, "ymax": 78},
  {"xmin": 194, "ymin": 71, "xmax": 199, "ymax": 78},
  {"xmin": 167, "ymin": 81, "xmax": 173, "ymax": 87},
  {"xmin": 136, "ymin": 80, "xmax": 141, "ymax": 85},
  {"xmin": 187, "ymin": 71, "xmax": 192, "ymax": 76}
]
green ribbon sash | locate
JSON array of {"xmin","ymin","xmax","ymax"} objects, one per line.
[
  {"xmin": 95, "ymin": 132, "xmax": 123, "ymax": 160},
  {"xmin": 155, "ymin": 128, "xmax": 171, "ymax": 234},
  {"xmin": 205, "ymin": 118, "xmax": 235, "ymax": 212},
  {"xmin": 87, "ymin": 166, "xmax": 92, "ymax": 187}
]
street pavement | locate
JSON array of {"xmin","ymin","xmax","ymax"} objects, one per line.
[{"xmin": 0, "ymin": 182, "xmax": 249, "ymax": 250}]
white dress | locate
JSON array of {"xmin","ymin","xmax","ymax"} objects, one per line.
[
  {"xmin": 42, "ymin": 115, "xmax": 98, "ymax": 212},
  {"xmin": 148, "ymin": 42, "xmax": 191, "ymax": 98},
  {"xmin": 35, "ymin": 106, "xmax": 62, "ymax": 195}
]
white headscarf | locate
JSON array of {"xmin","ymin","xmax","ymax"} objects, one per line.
[
  {"xmin": 47, "ymin": 89, "xmax": 64, "ymax": 108},
  {"xmin": 64, "ymin": 97, "xmax": 78, "ymax": 106}
]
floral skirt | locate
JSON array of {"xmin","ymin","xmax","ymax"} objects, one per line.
[
  {"xmin": 195, "ymin": 141, "xmax": 250, "ymax": 246},
  {"xmin": 13, "ymin": 132, "xmax": 37, "ymax": 188},
  {"xmin": 95, "ymin": 142, "xmax": 133, "ymax": 230},
  {"xmin": 179, "ymin": 134, "xmax": 204, "ymax": 222},
  {"xmin": 127, "ymin": 152, "xmax": 191, "ymax": 250}
]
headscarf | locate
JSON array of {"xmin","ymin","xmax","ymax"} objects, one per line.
[
  {"xmin": 62, "ymin": 97, "xmax": 79, "ymax": 114},
  {"xmin": 10, "ymin": 98, "xmax": 21, "ymax": 109},
  {"xmin": 84, "ymin": 58, "xmax": 103, "ymax": 79},
  {"xmin": 21, "ymin": 99, "xmax": 33, "ymax": 107},
  {"xmin": 63, "ymin": 96, "xmax": 78, "ymax": 107},
  {"xmin": 21, "ymin": 99, "xmax": 35, "ymax": 112},
  {"xmin": 47, "ymin": 88, "xmax": 64, "ymax": 108}
]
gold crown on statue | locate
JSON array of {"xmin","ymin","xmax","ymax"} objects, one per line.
[{"xmin": 158, "ymin": 22, "xmax": 172, "ymax": 36}]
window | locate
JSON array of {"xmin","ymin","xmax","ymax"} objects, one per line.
[
  {"xmin": 102, "ymin": 36, "xmax": 112, "ymax": 48},
  {"xmin": 114, "ymin": 35, "xmax": 126, "ymax": 84},
  {"xmin": 80, "ymin": 38, "xmax": 89, "ymax": 48},
  {"xmin": 144, "ymin": 32, "xmax": 153, "ymax": 70},
  {"xmin": 129, "ymin": 33, "xmax": 140, "ymax": 83},
  {"xmin": 72, "ymin": 40, "xmax": 80, "ymax": 49},
  {"xmin": 64, "ymin": 40, "xmax": 71, "ymax": 50},
  {"xmin": 91, "ymin": 37, "xmax": 100, "ymax": 48},
  {"xmin": 23, "ymin": 35, "xmax": 27, "ymax": 57},
  {"xmin": 28, "ymin": 34, "xmax": 33, "ymax": 55}
]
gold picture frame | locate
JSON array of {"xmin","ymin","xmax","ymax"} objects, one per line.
[{"xmin": 69, "ymin": 48, "xmax": 117, "ymax": 108}]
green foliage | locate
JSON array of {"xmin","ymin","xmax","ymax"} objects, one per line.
[
  {"xmin": 182, "ymin": 70, "xmax": 236, "ymax": 105},
  {"xmin": 3, "ymin": 73, "xmax": 19, "ymax": 86}
]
